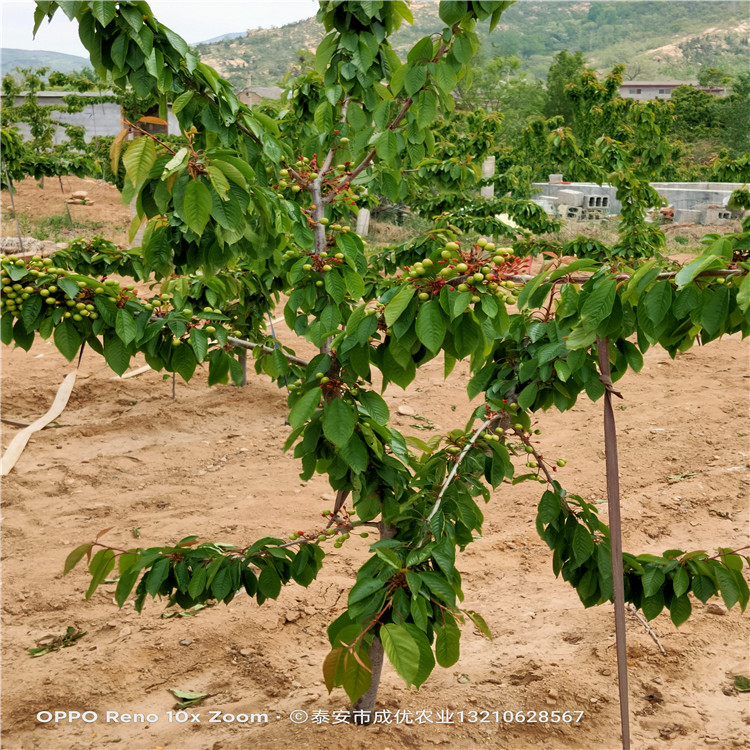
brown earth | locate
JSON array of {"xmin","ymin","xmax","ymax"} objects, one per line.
[
  {"xmin": 1, "ymin": 176, "xmax": 132, "ymax": 247},
  {"xmin": 1, "ymin": 179, "xmax": 749, "ymax": 750}
]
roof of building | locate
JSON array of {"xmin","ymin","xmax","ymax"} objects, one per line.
[
  {"xmin": 1, "ymin": 90, "xmax": 115, "ymax": 98},
  {"xmin": 620, "ymin": 81, "xmax": 699, "ymax": 87},
  {"xmin": 239, "ymin": 85, "xmax": 283, "ymax": 99}
]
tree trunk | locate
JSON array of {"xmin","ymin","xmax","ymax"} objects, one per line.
[
  {"xmin": 351, "ymin": 520, "xmax": 395, "ymax": 724},
  {"xmin": 351, "ymin": 637, "xmax": 385, "ymax": 724}
]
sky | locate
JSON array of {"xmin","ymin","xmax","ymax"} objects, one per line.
[{"xmin": 0, "ymin": 1, "xmax": 318, "ymax": 57}]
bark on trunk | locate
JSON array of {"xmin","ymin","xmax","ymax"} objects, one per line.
[{"xmin": 350, "ymin": 520, "xmax": 395, "ymax": 724}]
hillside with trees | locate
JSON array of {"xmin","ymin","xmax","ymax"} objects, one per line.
[{"xmin": 194, "ymin": 1, "xmax": 750, "ymax": 88}]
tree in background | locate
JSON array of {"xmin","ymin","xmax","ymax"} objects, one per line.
[
  {"xmin": 717, "ymin": 72, "xmax": 750, "ymax": 159},
  {"xmin": 543, "ymin": 49, "xmax": 586, "ymax": 126},
  {"xmin": 455, "ymin": 55, "xmax": 545, "ymax": 140}
]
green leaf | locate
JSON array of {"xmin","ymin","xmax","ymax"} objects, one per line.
[
  {"xmin": 349, "ymin": 577, "xmax": 386, "ymax": 605},
  {"xmin": 53, "ymin": 320, "xmax": 82, "ymax": 361},
  {"xmin": 314, "ymin": 100, "xmax": 333, "ymax": 133},
  {"xmin": 415, "ymin": 300, "xmax": 446, "ymax": 353},
  {"xmin": 416, "ymin": 90, "xmax": 438, "ymax": 129},
  {"xmin": 375, "ymin": 130, "xmax": 399, "ymax": 162},
  {"xmin": 431, "ymin": 537, "xmax": 455, "ymax": 578},
  {"xmin": 641, "ymin": 590, "xmax": 664, "ymax": 620},
  {"xmin": 324, "ymin": 270, "xmax": 346, "ymax": 305},
  {"xmin": 668, "ymin": 594, "xmax": 691, "ymax": 627},
  {"xmin": 375, "ymin": 547, "xmax": 401, "ymax": 569},
  {"xmin": 439, "ymin": 0, "xmax": 468, "ymax": 25},
  {"xmin": 404, "ymin": 65, "xmax": 427, "ymax": 96},
  {"xmin": 537, "ymin": 491, "xmax": 561, "ymax": 525},
  {"xmin": 289, "ymin": 388, "xmax": 321, "ymax": 430},
  {"xmin": 323, "ymin": 398, "xmax": 356, "ymax": 448},
  {"xmin": 452, "ymin": 35, "xmax": 473, "ymax": 64},
  {"xmin": 341, "ymin": 648, "xmax": 372, "ymax": 703},
  {"xmin": 187, "ymin": 566, "xmax": 207, "ymax": 599},
  {"xmin": 64, "ymin": 544, "xmax": 93, "ymax": 575},
  {"xmin": 580, "ymin": 279, "xmax": 616, "ymax": 331},
  {"xmin": 435, "ymin": 620, "xmax": 460, "ymax": 667},
  {"xmin": 189, "ymin": 327, "xmax": 208, "ymax": 362},
  {"xmin": 58, "ymin": 277, "xmax": 80, "ymax": 299},
  {"xmin": 517, "ymin": 381, "xmax": 538, "ymax": 410},
  {"xmin": 384, "ymin": 284, "xmax": 415, "ymax": 328},
  {"xmin": 572, "ymin": 523, "xmax": 594, "ymax": 564},
  {"xmin": 672, "ymin": 566, "xmax": 690, "ymax": 599},
  {"xmin": 642, "ymin": 566, "xmax": 666, "ymax": 598},
  {"xmin": 1, "ymin": 312, "xmax": 14, "ymax": 345},
  {"xmin": 171, "ymin": 343, "xmax": 197, "ymax": 382},
  {"xmin": 463, "ymin": 609, "xmax": 492, "ymax": 639},
  {"xmin": 434, "ymin": 61, "xmax": 457, "ymax": 94},
  {"xmin": 701, "ymin": 286, "xmax": 730, "ymax": 336},
  {"xmin": 674, "ymin": 255, "xmax": 724, "ymax": 287},
  {"xmin": 85, "ymin": 548, "xmax": 115, "ymax": 600},
  {"xmin": 115, "ymin": 308, "xmax": 137, "ymax": 345},
  {"xmin": 122, "ymin": 135, "xmax": 156, "ymax": 187},
  {"xmin": 210, "ymin": 567, "xmax": 232, "ymax": 601},
  {"xmin": 258, "ymin": 565, "xmax": 281, "ymax": 599},
  {"xmin": 691, "ymin": 574, "xmax": 716, "ymax": 603},
  {"xmin": 358, "ymin": 390, "xmax": 389, "ymax": 425},
  {"xmin": 380, "ymin": 623, "xmax": 419, "ymax": 684},
  {"xmin": 183, "ymin": 179, "xmax": 212, "ymax": 235},
  {"xmin": 715, "ymin": 564, "xmax": 740, "ymax": 610},
  {"xmin": 402, "ymin": 623, "xmax": 436, "ymax": 688},
  {"xmin": 104, "ymin": 335, "xmax": 131, "ymax": 376},
  {"xmin": 643, "ymin": 281, "xmax": 673, "ymax": 326},
  {"xmin": 340, "ymin": 433, "xmax": 368, "ymax": 472},
  {"xmin": 22, "ymin": 294, "xmax": 43, "ymax": 331},
  {"xmin": 91, "ymin": 1, "xmax": 116, "ymax": 26}
]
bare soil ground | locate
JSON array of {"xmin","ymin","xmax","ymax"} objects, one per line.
[{"xmin": 1, "ymin": 178, "xmax": 749, "ymax": 750}]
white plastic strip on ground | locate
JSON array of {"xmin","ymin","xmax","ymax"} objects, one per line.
[
  {"xmin": 1, "ymin": 371, "xmax": 77, "ymax": 476},
  {"xmin": 112, "ymin": 364, "xmax": 152, "ymax": 380}
]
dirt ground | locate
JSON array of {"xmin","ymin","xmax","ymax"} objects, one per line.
[
  {"xmin": 1, "ymin": 176, "xmax": 132, "ymax": 247},
  {"xmin": 1, "ymin": 179, "xmax": 749, "ymax": 750}
]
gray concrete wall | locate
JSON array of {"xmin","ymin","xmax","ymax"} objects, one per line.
[
  {"xmin": 5, "ymin": 95, "xmax": 181, "ymax": 143},
  {"xmin": 531, "ymin": 181, "xmax": 746, "ymax": 222}
]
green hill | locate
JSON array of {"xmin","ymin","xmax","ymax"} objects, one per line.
[
  {"xmin": 194, "ymin": 1, "xmax": 750, "ymax": 89},
  {"xmin": 1, "ymin": 48, "xmax": 90, "ymax": 78}
]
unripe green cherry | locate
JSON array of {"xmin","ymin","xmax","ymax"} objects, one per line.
[
  {"xmin": 457, "ymin": 283, "xmax": 469, "ymax": 292},
  {"xmin": 445, "ymin": 241, "xmax": 460, "ymax": 251},
  {"xmin": 456, "ymin": 263, "xmax": 468, "ymax": 273},
  {"xmin": 418, "ymin": 292, "xmax": 430, "ymax": 301},
  {"xmin": 557, "ymin": 459, "xmax": 567, "ymax": 467},
  {"xmin": 303, "ymin": 263, "xmax": 313, "ymax": 271}
]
